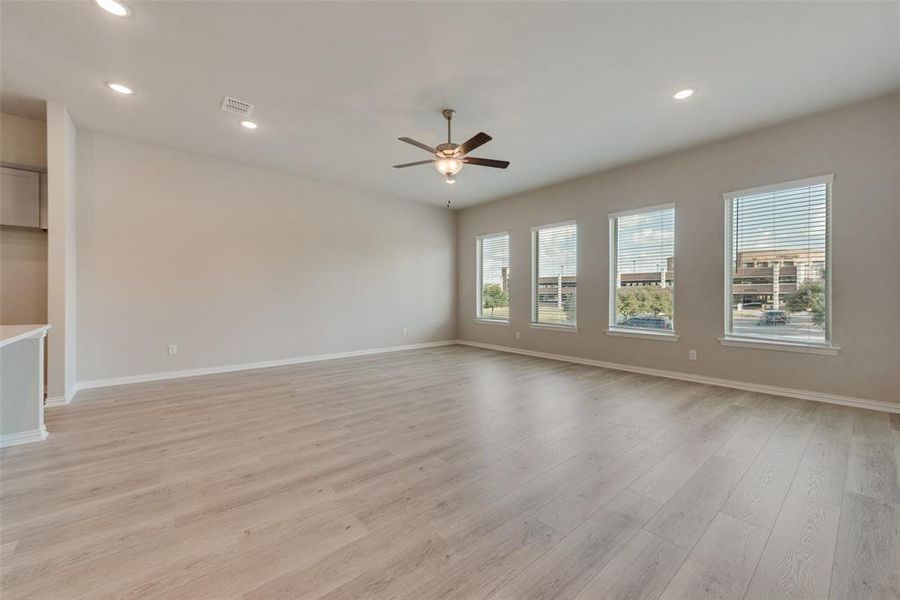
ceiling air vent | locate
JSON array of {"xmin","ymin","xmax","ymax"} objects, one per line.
[{"xmin": 220, "ymin": 96, "xmax": 254, "ymax": 117}]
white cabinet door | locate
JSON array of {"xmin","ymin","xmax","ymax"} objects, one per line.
[{"xmin": 1, "ymin": 167, "xmax": 41, "ymax": 228}]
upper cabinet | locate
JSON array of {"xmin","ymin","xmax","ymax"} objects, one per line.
[{"xmin": 1, "ymin": 166, "xmax": 42, "ymax": 229}]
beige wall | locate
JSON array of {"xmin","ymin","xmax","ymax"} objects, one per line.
[
  {"xmin": 0, "ymin": 112, "xmax": 48, "ymax": 327},
  {"xmin": 46, "ymin": 102, "xmax": 77, "ymax": 399},
  {"xmin": 0, "ymin": 112, "xmax": 47, "ymax": 168},
  {"xmin": 457, "ymin": 93, "xmax": 900, "ymax": 405},
  {"xmin": 76, "ymin": 132, "xmax": 456, "ymax": 382},
  {"xmin": 0, "ymin": 227, "xmax": 48, "ymax": 324}
]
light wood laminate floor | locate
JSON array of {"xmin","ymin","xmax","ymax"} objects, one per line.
[{"xmin": 1, "ymin": 346, "xmax": 898, "ymax": 599}]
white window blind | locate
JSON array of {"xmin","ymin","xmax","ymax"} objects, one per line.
[
  {"xmin": 532, "ymin": 222, "xmax": 577, "ymax": 327},
  {"xmin": 477, "ymin": 233, "xmax": 510, "ymax": 321},
  {"xmin": 725, "ymin": 175, "xmax": 831, "ymax": 345},
  {"xmin": 609, "ymin": 205, "xmax": 675, "ymax": 332}
]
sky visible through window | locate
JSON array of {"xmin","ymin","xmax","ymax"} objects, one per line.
[
  {"xmin": 731, "ymin": 184, "xmax": 827, "ymax": 258},
  {"xmin": 537, "ymin": 224, "xmax": 576, "ymax": 277},
  {"xmin": 616, "ymin": 209, "xmax": 675, "ymax": 274},
  {"xmin": 480, "ymin": 235, "xmax": 508, "ymax": 286}
]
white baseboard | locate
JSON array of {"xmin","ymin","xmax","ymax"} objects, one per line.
[
  {"xmin": 56, "ymin": 338, "xmax": 898, "ymax": 415},
  {"xmin": 45, "ymin": 386, "xmax": 76, "ymax": 408},
  {"xmin": 456, "ymin": 339, "xmax": 900, "ymax": 414},
  {"xmin": 74, "ymin": 340, "xmax": 458, "ymax": 393},
  {"xmin": 0, "ymin": 427, "xmax": 48, "ymax": 448},
  {"xmin": 45, "ymin": 396, "xmax": 69, "ymax": 407}
]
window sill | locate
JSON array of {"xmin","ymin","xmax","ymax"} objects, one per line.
[
  {"xmin": 606, "ymin": 328, "xmax": 679, "ymax": 342},
  {"xmin": 718, "ymin": 337, "xmax": 840, "ymax": 356},
  {"xmin": 530, "ymin": 323, "xmax": 579, "ymax": 333},
  {"xmin": 474, "ymin": 318, "xmax": 510, "ymax": 327}
]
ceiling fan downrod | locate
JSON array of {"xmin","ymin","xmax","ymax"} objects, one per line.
[{"xmin": 443, "ymin": 108, "xmax": 455, "ymax": 144}]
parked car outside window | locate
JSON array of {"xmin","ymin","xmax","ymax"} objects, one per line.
[
  {"xmin": 620, "ymin": 316, "xmax": 673, "ymax": 330},
  {"xmin": 760, "ymin": 310, "xmax": 788, "ymax": 325}
]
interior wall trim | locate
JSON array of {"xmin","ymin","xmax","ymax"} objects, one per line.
[
  {"xmin": 67, "ymin": 341, "xmax": 458, "ymax": 397},
  {"xmin": 0, "ymin": 427, "xmax": 48, "ymax": 448},
  {"xmin": 44, "ymin": 385, "xmax": 76, "ymax": 407},
  {"xmin": 456, "ymin": 339, "xmax": 900, "ymax": 414}
]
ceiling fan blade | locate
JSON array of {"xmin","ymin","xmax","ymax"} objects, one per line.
[
  {"xmin": 457, "ymin": 132, "xmax": 492, "ymax": 156},
  {"xmin": 463, "ymin": 157, "xmax": 510, "ymax": 169},
  {"xmin": 393, "ymin": 160, "xmax": 434, "ymax": 168},
  {"xmin": 398, "ymin": 137, "xmax": 437, "ymax": 154}
]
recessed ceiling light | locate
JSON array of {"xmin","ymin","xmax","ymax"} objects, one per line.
[
  {"xmin": 94, "ymin": 0, "xmax": 130, "ymax": 17},
  {"xmin": 673, "ymin": 88, "xmax": 695, "ymax": 100},
  {"xmin": 106, "ymin": 82, "xmax": 134, "ymax": 95},
  {"xmin": 240, "ymin": 120, "xmax": 258, "ymax": 130}
]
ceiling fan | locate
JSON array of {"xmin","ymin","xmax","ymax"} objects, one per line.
[{"xmin": 394, "ymin": 109, "xmax": 509, "ymax": 185}]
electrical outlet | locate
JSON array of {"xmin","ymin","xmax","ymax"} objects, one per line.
[
  {"xmin": 167, "ymin": 344, "xmax": 178, "ymax": 356},
  {"xmin": 688, "ymin": 349, "xmax": 697, "ymax": 361},
  {"xmin": 402, "ymin": 327, "xmax": 407, "ymax": 336},
  {"xmin": 515, "ymin": 331, "xmax": 520, "ymax": 340}
]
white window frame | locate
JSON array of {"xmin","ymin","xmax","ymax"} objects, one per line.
[
  {"xmin": 721, "ymin": 174, "xmax": 838, "ymax": 355},
  {"xmin": 530, "ymin": 220, "xmax": 579, "ymax": 331},
  {"xmin": 475, "ymin": 231, "xmax": 511, "ymax": 325},
  {"xmin": 607, "ymin": 203, "xmax": 678, "ymax": 341}
]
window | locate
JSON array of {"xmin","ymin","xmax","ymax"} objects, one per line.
[
  {"xmin": 724, "ymin": 175, "xmax": 832, "ymax": 346},
  {"xmin": 608, "ymin": 204, "xmax": 675, "ymax": 334},
  {"xmin": 531, "ymin": 222, "xmax": 577, "ymax": 327},
  {"xmin": 476, "ymin": 232, "xmax": 510, "ymax": 322}
]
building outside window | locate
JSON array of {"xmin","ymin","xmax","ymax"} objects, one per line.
[
  {"xmin": 724, "ymin": 175, "xmax": 832, "ymax": 346},
  {"xmin": 608, "ymin": 204, "xmax": 675, "ymax": 334}
]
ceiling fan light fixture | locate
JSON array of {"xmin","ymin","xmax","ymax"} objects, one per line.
[
  {"xmin": 435, "ymin": 156, "xmax": 463, "ymax": 177},
  {"xmin": 445, "ymin": 175, "xmax": 456, "ymax": 184}
]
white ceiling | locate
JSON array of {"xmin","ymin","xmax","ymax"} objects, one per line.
[{"xmin": 2, "ymin": 1, "xmax": 899, "ymax": 208}]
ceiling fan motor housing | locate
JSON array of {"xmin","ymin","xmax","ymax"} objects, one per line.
[{"xmin": 435, "ymin": 143, "xmax": 460, "ymax": 156}]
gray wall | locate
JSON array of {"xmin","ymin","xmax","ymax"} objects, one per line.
[
  {"xmin": 0, "ymin": 336, "xmax": 42, "ymax": 436},
  {"xmin": 76, "ymin": 132, "xmax": 457, "ymax": 382},
  {"xmin": 457, "ymin": 93, "xmax": 900, "ymax": 405}
]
